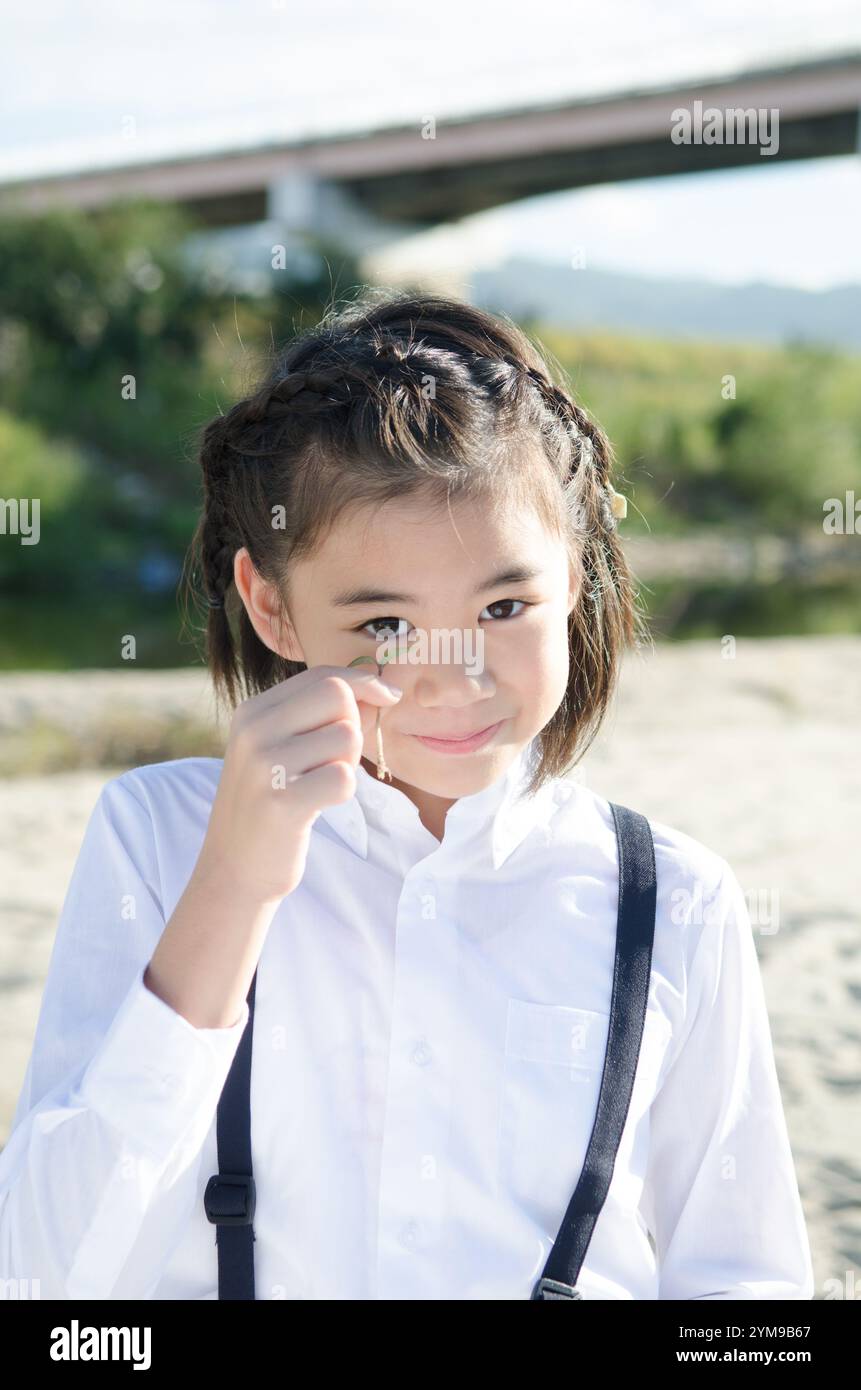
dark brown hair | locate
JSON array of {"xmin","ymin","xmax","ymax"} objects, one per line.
[{"xmin": 181, "ymin": 287, "xmax": 649, "ymax": 793}]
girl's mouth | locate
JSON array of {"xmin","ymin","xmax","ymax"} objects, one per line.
[{"xmin": 409, "ymin": 720, "xmax": 505, "ymax": 754}]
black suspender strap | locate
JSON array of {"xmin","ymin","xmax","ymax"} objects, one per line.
[
  {"xmin": 204, "ymin": 800, "xmax": 657, "ymax": 1301},
  {"xmin": 203, "ymin": 968, "xmax": 258, "ymax": 1300},
  {"xmin": 530, "ymin": 801, "xmax": 658, "ymax": 1300}
]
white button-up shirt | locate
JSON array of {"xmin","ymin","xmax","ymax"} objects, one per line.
[{"xmin": 0, "ymin": 738, "xmax": 814, "ymax": 1300}]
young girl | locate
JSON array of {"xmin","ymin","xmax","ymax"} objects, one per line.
[{"xmin": 0, "ymin": 291, "xmax": 813, "ymax": 1301}]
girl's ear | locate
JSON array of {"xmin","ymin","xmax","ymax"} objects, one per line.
[{"xmin": 233, "ymin": 548, "xmax": 306, "ymax": 663}]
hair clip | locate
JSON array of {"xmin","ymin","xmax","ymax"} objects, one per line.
[{"xmin": 607, "ymin": 485, "xmax": 627, "ymax": 520}]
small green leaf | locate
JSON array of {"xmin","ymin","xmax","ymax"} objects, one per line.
[{"xmin": 348, "ymin": 652, "xmax": 393, "ymax": 668}]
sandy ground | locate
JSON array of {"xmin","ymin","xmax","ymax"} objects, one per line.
[{"xmin": 0, "ymin": 635, "xmax": 858, "ymax": 1297}]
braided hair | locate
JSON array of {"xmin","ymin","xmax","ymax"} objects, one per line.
[{"xmin": 181, "ymin": 288, "xmax": 648, "ymax": 791}]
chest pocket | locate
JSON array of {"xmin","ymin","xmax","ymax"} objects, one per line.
[{"xmin": 496, "ymin": 998, "xmax": 673, "ymax": 1221}]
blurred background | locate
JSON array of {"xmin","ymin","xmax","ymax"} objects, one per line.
[{"xmin": 0, "ymin": 0, "xmax": 859, "ymax": 1298}]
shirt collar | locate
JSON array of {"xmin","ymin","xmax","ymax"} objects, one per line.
[{"xmin": 316, "ymin": 735, "xmax": 563, "ymax": 871}]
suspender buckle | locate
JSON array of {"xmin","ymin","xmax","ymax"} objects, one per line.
[
  {"xmin": 531, "ymin": 1277, "xmax": 582, "ymax": 1300},
  {"xmin": 204, "ymin": 1173, "xmax": 256, "ymax": 1226}
]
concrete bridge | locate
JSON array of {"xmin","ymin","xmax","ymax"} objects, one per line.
[{"xmin": 2, "ymin": 51, "xmax": 859, "ymax": 288}]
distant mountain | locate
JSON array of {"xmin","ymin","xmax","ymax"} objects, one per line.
[{"xmin": 470, "ymin": 258, "xmax": 861, "ymax": 351}]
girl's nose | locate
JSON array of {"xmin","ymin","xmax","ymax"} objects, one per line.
[{"xmin": 413, "ymin": 665, "xmax": 492, "ymax": 707}]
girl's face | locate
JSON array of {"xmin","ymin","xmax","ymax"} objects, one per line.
[{"xmin": 236, "ymin": 492, "xmax": 579, "ymax": 839}]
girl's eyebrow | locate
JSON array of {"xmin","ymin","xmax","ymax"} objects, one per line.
[{"xmin": 330, "ymin": 564, "xmax": 545, "ymax": 608}]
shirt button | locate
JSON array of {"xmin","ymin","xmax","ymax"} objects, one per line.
[
  {"xmin": 399, "ymin": 1220, "xmax": 418, "ymax": 1248},
  {"xmin": 411, "ymin": 1040, "xmax": 432, "ymax": 1066}
]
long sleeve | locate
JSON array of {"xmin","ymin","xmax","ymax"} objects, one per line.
[
  {"xmin": 0, "ymin": 773, "xmax": 249, "ymax": 1299},
  {"xmin": 640, "ymin": 858, "xmax": 814, "ymax": 1300}
]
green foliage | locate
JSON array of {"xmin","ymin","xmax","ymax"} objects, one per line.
[
  {"xmin": 0, "ymin": 201, "xmax": 222, "ymax": 482},
  {"xmin": 539, "ymin": 327, "xmax": 861, "ymax": 534},
  {"xmin": 0, "ymin": 199, "xmax": 366, "ymax": 482},
  {"xmin": 0, "ymin": 410, "xmax": 93, "ymax": 589},
  {"xmin": 0, "ymin": 200, "xmax": 366, "ymax": 603}
]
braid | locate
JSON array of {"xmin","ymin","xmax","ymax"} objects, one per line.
[
  {"xmin": 206, "ymin": 368, "xmax": 357, "ymax": 469},
  {"xmin": 242, "ymin": 368, "xmax": 353, "ymax": 425},
  {"xmin": 512, "ymin": 360, "xmax": 636, "ymax": 664},
  {"xmin": 518, "ymin": 365, "xmax": 627, "ymax": 524},
  {"xmin": 201, "ymin": 492, "xmax": 239, "ymax": 608},
  {"xmin": 198, "ymin": 416, "xmax": 241, "ymax": 607}
]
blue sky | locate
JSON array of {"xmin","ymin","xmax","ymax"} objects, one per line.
[{"xmin": 2, "ymin": 0, "xmax": 860, "ymax": 289}]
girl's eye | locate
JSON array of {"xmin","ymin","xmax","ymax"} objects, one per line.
[
  {"xmin": 357, "ymin": 617, "xmax": 410, "ymax": 640},
  {"xmin": 481, "ymin": 599, "xmax": 528, "ymax": 621}
]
